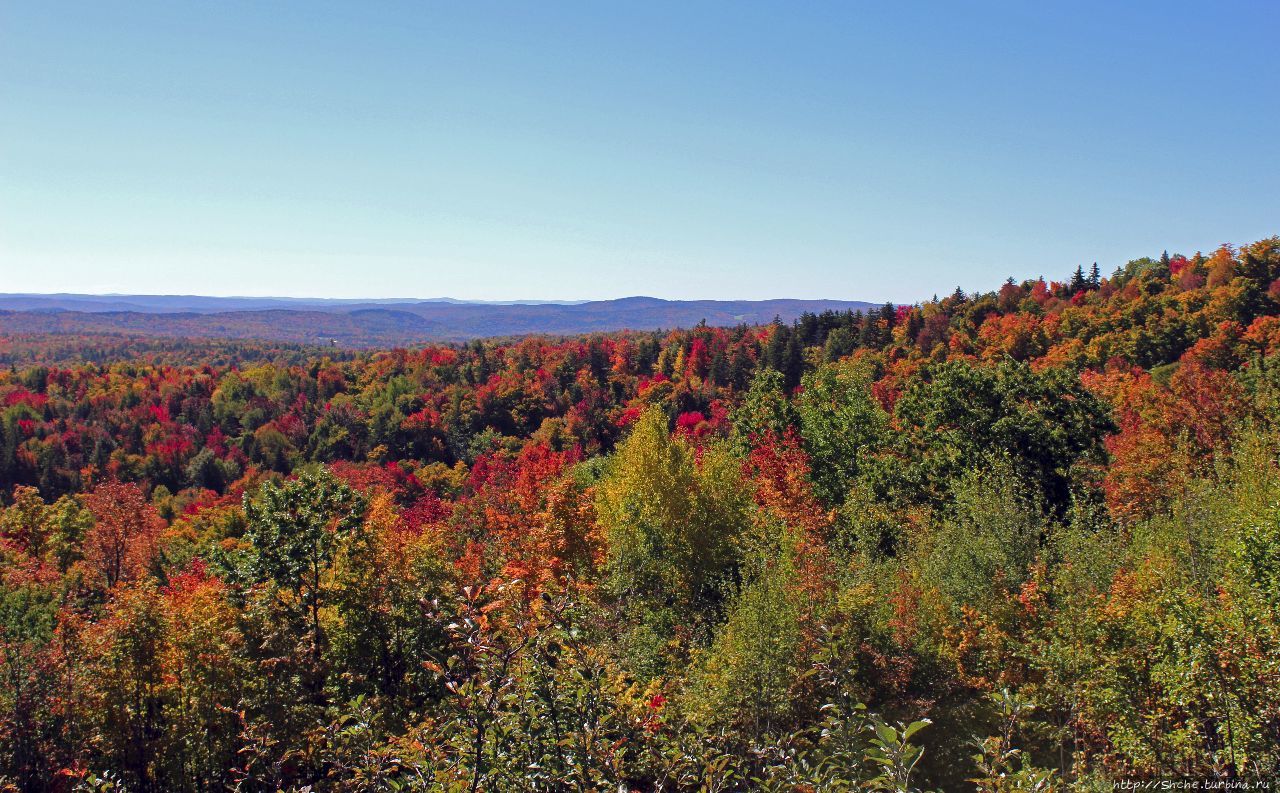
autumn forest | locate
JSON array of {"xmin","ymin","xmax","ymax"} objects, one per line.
[{"xmin": 2, "ymin": 239, "xmax": 1280, "ymax": 791}]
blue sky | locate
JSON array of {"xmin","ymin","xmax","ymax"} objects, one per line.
[{"xmin": 1, "ymin": 1, "xmax": 1276, "ymax": 303}]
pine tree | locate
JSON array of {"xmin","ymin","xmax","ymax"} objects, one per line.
[
  {"xmin": 782, "ymin": 332, "xmax": 804, "ymax": 391},
  {"xmin": 1069, "ymin": 265, "xmax": 1087, "ymax": 294},
  {"xmin": 764, "ymin": 323, "xmax": 789, "ymax": 374}
]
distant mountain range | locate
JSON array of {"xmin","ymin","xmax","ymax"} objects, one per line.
[
  {"xmin": 0, "ymin": 294, "xmax": 584, "ymax": 313},
  {"xmin": 0, "ymin": 294, "xmax": 881, "ymax": 347}
]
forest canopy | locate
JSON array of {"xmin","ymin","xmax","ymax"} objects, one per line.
[{"xmin": 1, "ymin": 238, "xmax": 1279, "ymax": 790}]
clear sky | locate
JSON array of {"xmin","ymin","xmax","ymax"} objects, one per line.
[{"xmin": 1, "ymin": 1, "xmax": 1276, "ymax": 303}]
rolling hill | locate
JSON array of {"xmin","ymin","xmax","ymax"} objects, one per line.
[{"xmin": 0, "ymin": 294, "xmax": 881, "ymax": 346}]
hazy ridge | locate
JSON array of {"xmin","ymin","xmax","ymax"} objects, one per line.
[{"xmin": 0, "ymin": 294, "xmax": 880, "ymax": 346}]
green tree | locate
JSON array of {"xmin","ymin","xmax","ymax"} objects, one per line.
[
  {"xmin": 240, "ymin": 468, "xmax": 369, "ymax": 703},
  {"xmin": 729, "ymin": 368, "xmax": 798, "ymax": 454},
  {"xmin": 918, "ymin": 461, "xmax": 1046, "ymax": 617},
  {"xmin": 892, "ymin": 361, "xmax": 1112, "ymax": 512},
  {"xmin": 796, "ymin": 359, "xmax": 890, "ymax": 507},
  {"xmin": 596, "ymin": 408, "xmax": 750, "ymax": 675},
  {"xmin": 688, "ymin": 523, "xmax": 805, "ymax": 734}
]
